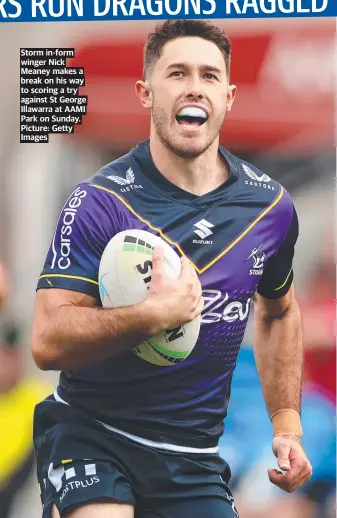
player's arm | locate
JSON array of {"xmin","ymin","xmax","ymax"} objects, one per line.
[
  {"xmin": 253, "ymin": 284, "xmax": 302, "ymax": 424},
  {"xmin": 32, "ymin": 287, "xmax": 154, "ymax": 371},
  {"xmin": 32, "ymin": 250, "xmax": 202, "ymax": 372},
  {"xmin": 253, "ymin": 205, "xmax": 312, "ymax": 492},
  {"xmin": 254, "ymin": 205, "xmax": 301, "ymax": 423},
  {"xmin": 31, "ymin": 185, "xmax": 202, "ymax": 371}
]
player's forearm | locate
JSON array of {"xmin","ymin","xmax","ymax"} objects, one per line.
[
  {"xmin": 253, "ymin": 299, "xmax": 303, "ymax": 417},
  {"xmin": 32, "ymin": 301, "xmax": 158, "ymax": 371}
]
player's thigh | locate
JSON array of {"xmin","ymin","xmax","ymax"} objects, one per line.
[
  {"xmin": 52, "ymin": 501, "xmax": 134, "ymax": 518},
  {"xmin": 138, "ymin": 496, "xmax": 239, "ymax": 518}
]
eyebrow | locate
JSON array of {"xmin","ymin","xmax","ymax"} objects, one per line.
[{"xmin": 166, "ymin": 63, "xmax": 223, "ymax": 75}]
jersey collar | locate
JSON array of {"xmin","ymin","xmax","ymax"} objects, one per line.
[{"xmin": 131, "ymin": 139, "xmax": 239, "ymax": 208}]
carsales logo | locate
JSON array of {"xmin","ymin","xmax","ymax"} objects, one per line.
[{"xmin": 51, "ymin": 187, "xmax": 87, "ymax": 270}]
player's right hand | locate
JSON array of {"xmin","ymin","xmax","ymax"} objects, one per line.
[
  {"xmin": 144, "ymin": 246, "xmax": 203, "ymax": 333},
  {"xmin": 268, "ymin": 435, "xmax": 313, "ymax": 493}
]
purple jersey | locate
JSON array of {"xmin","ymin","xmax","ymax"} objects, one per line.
[{"xmin": 37, "ymin": 139, "xmax": 298, "ymax": 449}]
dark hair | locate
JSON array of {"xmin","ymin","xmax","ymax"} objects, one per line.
[{"xmin": 143, "ymin": 19, "xmax": 231, "ymax": 80}]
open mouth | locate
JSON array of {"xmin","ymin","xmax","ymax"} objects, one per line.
[{"xmin": 175, "ymin": 107, "xmax": 208, "ymax": 128}]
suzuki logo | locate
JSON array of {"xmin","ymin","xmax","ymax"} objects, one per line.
[{"xmin": 193, "ymin": 219, "xmax": 214, "ymax": 239}]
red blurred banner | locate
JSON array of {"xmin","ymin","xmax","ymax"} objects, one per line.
[{"xmin": 71, "ymin": 20, "xmax": 335, "ymax": 153}]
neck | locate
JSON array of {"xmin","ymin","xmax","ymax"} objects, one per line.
[{"xmin": 149, "ymin": 131, "xmax": 229, "ymax": 196}]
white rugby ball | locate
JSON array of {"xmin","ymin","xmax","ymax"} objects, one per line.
[{"xmin": 98, "ymin": 229, "xmax": 200, "ymax": 366}]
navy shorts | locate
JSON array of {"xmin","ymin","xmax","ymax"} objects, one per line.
[{"xmin": 33, "ymin": 396, "xmax": 239, "ymax": 518}]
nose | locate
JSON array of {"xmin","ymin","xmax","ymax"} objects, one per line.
[{"xmin": 184, "ymin": 75, "xmax": 205, "ymax": 100}]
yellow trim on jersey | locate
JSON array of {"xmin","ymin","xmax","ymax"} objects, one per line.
[
  {"xmin": 275, "ymin": 267, "xmax": 292, "ymax": 291},
  {"xmin": 39, "ymin": 274, "xmax": 99, "ymax": 286},
  {"xmin": 92, "ymin": 184, "xmax": 284, "ymax": 274},
  {"xmin": 201, "ymin": 187, "xmax": 284, "ymax": 273},
  {"xmin": 93, "ymin": 184, "xmax": 187, "ymax": 257},
  {"xmin": 61, "ymin": 459, "xmax": 73, "ymax": 465}
]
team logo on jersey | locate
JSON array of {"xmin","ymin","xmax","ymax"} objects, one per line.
[
  {"xmin": 247, "ymin": 245, "xmax": 265, "ymax": 275},
  {"xmin": 242, "ymin": 163, "xmax": 275, "ymax": 190},
  {"xmin": 193, "ymin": 219, "xmax": 214, "ymax": 245},
  {"xmin": 107, "ymin": 168, "xmax": 143, "ymax": 193}
]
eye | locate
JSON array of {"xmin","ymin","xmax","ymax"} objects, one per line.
[
  {"xmin": 204, "ymin": 73, "xmax": 218, "ymax": 81},
  {"xmin": 170, "ymin": 71, "xmax": 184, "ymax": 78}
]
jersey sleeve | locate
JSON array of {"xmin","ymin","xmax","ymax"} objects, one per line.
[
  {"xmin": 37, "ymin": 184, "xmax": 118, "ymax": 300},
  {"xmin": 257, "ymin": 204, "xmax": 299, "ymax": 299}
]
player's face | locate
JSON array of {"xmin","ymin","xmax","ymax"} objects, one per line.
[{"xmin": 137, "ymin": 37, "xmax": 236, "ymax": 159}]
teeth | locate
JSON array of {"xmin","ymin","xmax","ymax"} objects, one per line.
[{"xmin": 177, "ymin": 107, "xmax": 207, "ymax": 119}]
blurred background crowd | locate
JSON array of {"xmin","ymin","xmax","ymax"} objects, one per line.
[{"xmin": 0, "ymin": 17, "xmax": 335, "ymax": 518}]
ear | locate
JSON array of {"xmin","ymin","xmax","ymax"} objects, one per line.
[
  {"xmin": 135, "ymin": 80, "xmax": 153, "ymax": 109},
  {"xmin": 226, "ymin": 84, "xmax": 237, "ymax": 113}
]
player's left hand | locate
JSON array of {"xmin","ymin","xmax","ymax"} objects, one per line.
[{"xmin": 268, "ymin": 434, "xmax": 312, "ymax": 492}]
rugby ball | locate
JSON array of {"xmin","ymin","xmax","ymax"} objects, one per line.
[{"xmin": 98, "ymin": 229, "xmax": 200, "ymax": 366}]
